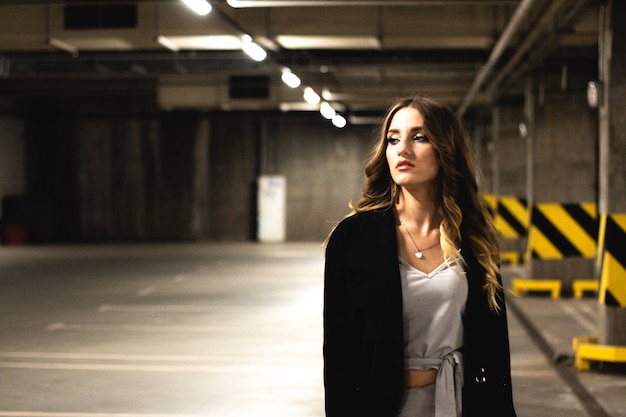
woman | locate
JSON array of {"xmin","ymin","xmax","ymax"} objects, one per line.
[{"xmin": 323, "ymin": 97, "xmax": 516, "ymax": 417}]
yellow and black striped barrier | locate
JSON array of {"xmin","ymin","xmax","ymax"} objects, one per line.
[
  {"xmin": 484, "ymin": 194, "xmax": 528, "ymax": 265},
  {"xmin": 571, "ymin": 213, "xmax": 626, "ymax": 371},
  {"xmin": 497, "ymin": 197, "xmax": 529, "ymax": 239},
  {"xmin": 528, "ymin": 202, "xmax": 597, "ymax": 259},
  {"xmin": 598, "ymin": 214, "xmax": 626, "ymax": 307},
  {"xmin": 484, "ymin": 194, "xmax": 528, "ymax": 239}
]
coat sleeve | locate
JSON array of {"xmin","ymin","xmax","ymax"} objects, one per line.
[
  {"xmin": 323, "ymin": 211, "xmax": 406, "ymax": 417},
  {"xmin": 323, "ymin": 220, "xmax": 357, "ymax": 417},
  {"xmin": 463, "ymin": 268, "xmax": 517, "ymax": 417}
]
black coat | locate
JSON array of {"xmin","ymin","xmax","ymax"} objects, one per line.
[{"xmin": 323, "ymin": 209, "xmax": 517, "ymax": 417}]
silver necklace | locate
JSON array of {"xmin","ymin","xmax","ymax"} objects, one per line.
[{"xmin": 399, "ymin": 217, "xmax": 440, "ymax": 259}]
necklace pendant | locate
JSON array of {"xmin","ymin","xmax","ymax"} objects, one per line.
[{"xmin": 415, "ymin": 251, "xmax": 423, "ymax": 259}]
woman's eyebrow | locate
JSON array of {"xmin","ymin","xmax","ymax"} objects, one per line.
[{"xmin": 387, "ymin": 126, "xmax": 424, "ymax": 134}]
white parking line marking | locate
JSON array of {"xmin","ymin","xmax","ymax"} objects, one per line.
[
  {"xmin": 0, "ymin": 412, "xmax": 209, "ymax": 417},
  {"xmin": 45, "ymin": 322, "xmax": 229, "ymax": 333},
  {"xmin": 0, "ymin": 361, "xmax": 247, "ymax": 372},
  {"xmin": 0, "ymin": 361, "xmax": 320, "ymax": 373},
  {"xmin": 0, "ymin": 351, "xmax": 254, "ymax": 363},
  {"xmin": 98, "ymin": 304, "xmax": 217, "ymax": 313},
  {"xmin": 0, "ymin": 352, "xmax": 312, "ymax": 367}
]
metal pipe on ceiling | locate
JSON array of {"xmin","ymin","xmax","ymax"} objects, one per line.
[
  {"xmin": 482, "ymin": 0, "xmax": 569, "ymax": 101},
  {"xmin": 504, "ymin": 0, "xmax": 595, "ymax": 88},
  {"xmin": 457, "ymin": 0, "xmax": 542, "ymax": 117}
]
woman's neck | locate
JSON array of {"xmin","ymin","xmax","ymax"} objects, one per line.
[{"xmin": 395, "ymin": 188, "xmax": 439, "ymax": 232}]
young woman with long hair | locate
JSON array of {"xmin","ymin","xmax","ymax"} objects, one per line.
[{"xmin": 323, "ymin": 97, "xmax": 516, "ymax": 417}]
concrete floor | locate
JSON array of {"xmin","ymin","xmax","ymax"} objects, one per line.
[{"xmin": 0, "ymin": 243, "xmax": 625, "ymax": 417}]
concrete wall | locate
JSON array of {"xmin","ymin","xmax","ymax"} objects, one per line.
[
  {"xmin": 0, "ymin": 60, "xmax": 599, "ymax": 246},
  {"xmin": 203, "ymin": 111, "xmax": 370, "ymax": 242},
  {"xmin": 527, "ymin": 62, "xmax": 598, "ymax": 286},
  {"xmin": 471, "ymin": 59, "xmax": 598, "ymax": 285},
  {"xmin": 472, "ymin": 103, "xmax": 527, "ymax": 255},
  {"xmin": 534, "ymin": 93, "xmax": 597, "ymax": 204},
  {"xmin": 495, "ymin": 104, "xmax": 527, "ymax": 199},
  {"xmin": 265, "ymin": 115, "xmax": 369, "ymax": 240},
  {"xmin": 4, "ymin": 99, "xmax": 371, "ymax": 243}
]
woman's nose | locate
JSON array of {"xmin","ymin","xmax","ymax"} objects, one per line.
[{"xmin": 397, "ymin": 137, "xmax": 411, "ymax": 155}]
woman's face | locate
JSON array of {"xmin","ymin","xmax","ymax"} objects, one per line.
[{"xmin": 385, "ymin": 106, "xmax": 440, "ymax": 191}]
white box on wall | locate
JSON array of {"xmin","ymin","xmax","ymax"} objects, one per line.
[{"xmin": 257, "ymin": 175, "xmax": 286, "ymax": 242}]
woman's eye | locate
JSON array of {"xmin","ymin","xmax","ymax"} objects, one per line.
[
  {"xmin": 387, "ymin": 137, "xmax": 400, "ymax": 145},
  {"xmin": 414, "ymin": 134, "xmax": 428, "ymax": 142}
]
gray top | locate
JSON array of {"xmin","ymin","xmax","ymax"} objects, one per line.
[{"xmin": 398, "ymin": 257, "xmax": 468, "ymax": 370}]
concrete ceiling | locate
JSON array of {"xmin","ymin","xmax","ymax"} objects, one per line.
[{"xmin": 0, "ymin": 0, "xmax": 598, "ymax": 121}]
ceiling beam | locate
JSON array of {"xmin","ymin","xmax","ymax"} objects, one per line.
[{"xmin": 457, "ymin": 0, "xmax": 542, "ymax": 116}]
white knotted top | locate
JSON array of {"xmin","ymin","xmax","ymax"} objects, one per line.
[{"xmin": 398, "ymin": 257, "xmax": 468, "ymax": 417}]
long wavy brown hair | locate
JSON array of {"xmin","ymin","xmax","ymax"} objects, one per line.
[{"xmin": 352, "ymin": 97, "xmax": 502, "ymax": 311}]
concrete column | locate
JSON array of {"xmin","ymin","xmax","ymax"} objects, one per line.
[
  {"xmin": 448, "ymin": 102, "xmax": 527, "ymax": 272},
  {"xmin": 76, "ymin": 120, "xmax": 149, "ymax": 240},
  {"xmin": 75, "ymin": 120, "xmax": 114, "ymax": 239},
  {"xmin": 112, "ymin": 121, "xmax": 146, "ymax": 240},
  {"xmin": 524, "ymin": 79, "xmax": 535, "ymax": 220},
  {"xmin": 599, "ymin": 0, "xmax": 626, "ymax": 346},
  {"xmin": 526, "ymin": 60, "xmax": 597, "ymax": 292},
  {"xmin": 489, "ymin": 103, "xmax": 527, "ymax": 257},
  {"xmin": 191, "ymin": 118, "xmax": 210, "ymax": 239},
  {"xmin": 0, "ymin": 116, "xmax": 25, "ymax": 202},
  {"xmin": 491, "ymin": 106, "xmax": 500, "ymax": 196},
  {"xmin": 159, "ymin": 111, "xmax": 210, "ymax": 240}
]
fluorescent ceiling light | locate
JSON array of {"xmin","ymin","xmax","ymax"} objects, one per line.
[
  {"xmin": 241, "ymin": 35, "xmax": 267, "ymax": 61},
  {"xmin": 276, "ymin": 35, "xmax": 380, "ymax": 49},
  {"xmin": 321, "ymin": 88, "xmax": 333, "ymax": 100},
  {"xmin": 332, "ymin": 114, "xmax": 347, "ymax": 128},
  {"xmin": 72, "ymin": 38, "xmax": 134, "ymax": 50},
  {"xmin": 47, "ymin": 37, "xmax": 78, "ymax": 56},
  {"xmin": 303, "ymin": 87, "xmax": 320, "ymax": 105},
  {"xmin": 281, "ymin": 68, "xmax": 301, "ymax": 88},
  {"xmin": 319, "ymin": 102, "xmax": 336, "ymax": 119},
  {"xmin": 157, "ymin": 35, "xmax": 242, "ymax": 51},
  {"xmin": 49, "ymin": 37, "xmax": 133, "ymax": 52},
  {"xmin": 157, "ymin": 36, "xmax": 180, "ymax": 51},
  {"xmin": 181, "ymin": 0, "xmax": 212, "ymax": 16},
  {"xmin": 279, "ymin": 102, "xmax": 320, "ymax": 112}
]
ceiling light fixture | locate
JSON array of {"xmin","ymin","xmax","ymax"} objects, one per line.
[
  {"xmin": 47, "ymin": 37, "xmax": 78, "ymax": 57},
  {"xmin": 281, "ymin": 68, "xmax": 301, "ymax": 88},
  {"xmin": 241, "ymin": 35, "xmax": 267, "ymax": 61},
  {"xmin": 320, "ymin": 102, "xmax": 336, "ymax": 119},
  {"xmin": 181, "ymin": 0, "xmax": 212, "ymax": 16},
  {"xmin": 321, "ymin": 88, "xmax": 334, "ymax": 101},
  {"xmin": 303, "ymin": 87, "xmax": 320, "ymax": 105},
  {"xmin": 332, "ymin": 114, "xmax": 347, "ymax": 128},
  {"xmin": 156, "ymin": 36, "xmax": 180, "ymax": 52}
]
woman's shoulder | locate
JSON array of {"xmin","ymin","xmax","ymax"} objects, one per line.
[
  {"xmin": 326, "ymin": 209, "xmax": 396, "ymax": 260},
  {"xmin": 335, "ymin": 209, "xmax": 393, "ymax": 230},
  {"xmin": 327, "ymin": 209, "xmax": 395, "ymax": 248}
]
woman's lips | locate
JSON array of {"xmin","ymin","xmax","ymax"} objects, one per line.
[{"xmin": 396, "ymin": 160, "xmax": 414, "ymax": 170}]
